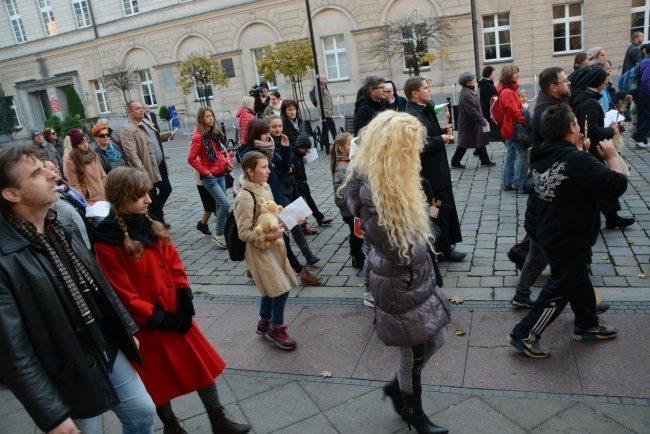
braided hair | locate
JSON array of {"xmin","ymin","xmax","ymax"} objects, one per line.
[{"xmin": 104, "ymin": 167, "xmax": 170, "ymax": 260}]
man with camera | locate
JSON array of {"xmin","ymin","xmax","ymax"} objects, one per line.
[{"xmin": 252, "ymin": 81, "xmax": 271, "ymax": 116}]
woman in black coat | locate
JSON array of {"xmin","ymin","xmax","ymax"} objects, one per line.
[
  {"xmin": 451, "ymin": 72, "xmax": 495, "ymax": 168},
  {"xmin": 346, "ymin": 111, "xmax": 450, "ymax": 434},
  {"xmin": 280, "ymin": 99, "xmax": 303, "ymax": 146},
  {"xmin": 478, "ymin": 66, "xmax": 503, "ymax": 142},
  {"xmin": 568, "ymin": 66, "xmax": 633, "ymax": 229}
]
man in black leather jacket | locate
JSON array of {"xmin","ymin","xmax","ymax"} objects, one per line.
[{"xmin": 0, "ymin": 146, "xmax": 155, "ymax": 433}]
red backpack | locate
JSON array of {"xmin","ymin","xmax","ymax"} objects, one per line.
[{"xmin": 489, "ymin": 90, "xmax": 505, "ymax": 125}]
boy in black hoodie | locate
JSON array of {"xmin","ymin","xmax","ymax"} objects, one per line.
[{"xmin": 508, "ymin": 103, "xmax": 627, "ymax": 359}]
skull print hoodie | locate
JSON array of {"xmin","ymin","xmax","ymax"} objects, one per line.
[{"xmin": 530, "ymin": 139, "xmax": 628, "ymax": 251}]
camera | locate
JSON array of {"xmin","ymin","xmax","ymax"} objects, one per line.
[{"xmin": 249, "ymin": 84, "xmax": 263, "ymax": 97}]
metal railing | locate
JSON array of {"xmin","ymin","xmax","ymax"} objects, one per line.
[{"xmin": 335, "ymin": 95, "xmax": 347, "ymax": 119}]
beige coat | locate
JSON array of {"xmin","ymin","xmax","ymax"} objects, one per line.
[
  {"xmin": 65, "ymin": 154, "xmax": 107, "ymax": 206},
  {"xmin": 321, "ymin": 84, "xmax": 333, "ymax": 117},
  {"xmin": 120, "ymin": 118, "xmax": 171, "ymax": 183},
  {"xmin": 234, "ymin": 174, "xmax": 296, "ymax": 297}
]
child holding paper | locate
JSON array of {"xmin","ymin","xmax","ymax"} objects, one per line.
[{"xmin": 234, "ymin": 151, "xmax": 298, "ymax": 350}]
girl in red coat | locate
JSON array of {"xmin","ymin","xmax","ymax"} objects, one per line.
[
  {"xmin": 94, "ymin": 167, "xmax": 250, "ymax": 434},
  {"xmin": 496, "ymin": 65, "xmax": 526, "ymax": 191}
]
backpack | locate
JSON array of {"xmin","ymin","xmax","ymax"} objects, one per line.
[
  {"xmin": 618, "ymin": 64, "xmax": 640, "ymax": 95},
  {"xmin": 224, "ymin": 189, "xmax": 255, "ymax": 261},
  {"xmin": 489, "ymin": 90, "xmax": 505, "ymax": 125},
  {"xmin": 309, "ymin": 86, "xmax": 318, "ymax": 107}
]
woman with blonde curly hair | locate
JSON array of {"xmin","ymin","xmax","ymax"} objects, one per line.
[
  {"xmin": 93, "ymin": 167, "xmax": 250, "ymax": 434},
  {"xmin": 343, "ymin": 111, "xmax": 451, "ymax": 434}
]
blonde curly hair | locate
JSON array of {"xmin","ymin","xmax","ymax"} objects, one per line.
[{"xmin": 342, "ymin": 110, "xmax": 432, "ymax": 262}]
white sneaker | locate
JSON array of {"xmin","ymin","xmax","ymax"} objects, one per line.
[
  {"xmin": 631, "ymin": 138, "xmax": 648, "ymax": 148},
  {"xmin": 363, "ymin": 292, "xmax": 374, "ymax": 307},
  {"xmin": 212, "ymin": 234, "xmax": 227, "ymax": 249}
]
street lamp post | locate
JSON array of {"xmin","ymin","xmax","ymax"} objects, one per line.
[{"xmin": 305, "ymin": 0, "xmax": 330, "ymax": 154}]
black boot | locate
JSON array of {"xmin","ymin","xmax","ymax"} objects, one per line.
[
  {"xmin": 401, "ymin": 389, "xmax": 448, "ymax": 434},
  {"xmin": 160, "ymin": 414, "xmax": 188, "ymax": 434},
  {"xmin": 206, "ymin": 407, "xmax": 251, "ymax": 434},
  {"xmin": 351, "ymin": 253, "xmax": 366, "ymax": 269},
  {"xmin": 604, "ymin": 213, "xmax": 635, "ymax": 229},
  {"xmin": 443, "ymin": 249, "xmax": 466, "ymax": 262},
  {"xmin": 382, "ymin": 377, "xmax": 403, "ymax": 415}
]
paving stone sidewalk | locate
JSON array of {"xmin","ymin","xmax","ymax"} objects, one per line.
[{"xmin": 1, "ymin": 122, "xmax": 649, "ymax": 433}]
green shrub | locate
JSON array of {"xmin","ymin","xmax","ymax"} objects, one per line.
[
  {"xmin": 61, "ymin": 113, "xmax": 85, "ymax": 135},
  {"xmin": 159, "ymin": 105, "xmax": 170, "ymax": 121},
  {"xmin": 43, "ymin": 115, "xmax": 62, "ymax": 135},
  {"xmin": 65, "ymin": 85, "xmax": 86, "ymax": 119}
]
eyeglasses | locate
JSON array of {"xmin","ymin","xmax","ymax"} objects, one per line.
[
  {"xmin": 50, "ymin": 132, "xmax": 57, "ymax": 135},
  {"xmin": 96, "ymin": 133, "xmax": 110, "ymax": 138},
  {"xmin": 553, "ymin": 80, "xmax": 570, "ymax": 85},
  {"xmin": 373, "ymin": 86, "xmax": 385, "ymax": 90}
]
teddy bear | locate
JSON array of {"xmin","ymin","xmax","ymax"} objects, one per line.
[{"xmin": 253, "ymin": 198, "xmax": 285, "ymax": 248}]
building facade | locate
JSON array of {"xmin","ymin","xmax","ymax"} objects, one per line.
[{"xmin": 0, "ymin": 0, "xmax": 646, "ymax": 139}]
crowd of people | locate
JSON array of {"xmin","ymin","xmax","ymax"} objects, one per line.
[{"xmin": 0, "ymin": 33, "xmax": 645, "ymax": 434}]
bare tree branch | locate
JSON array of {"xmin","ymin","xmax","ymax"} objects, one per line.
[{"xmin": 102, "ymin": 62, "xmax": 140, "ymax": 108}]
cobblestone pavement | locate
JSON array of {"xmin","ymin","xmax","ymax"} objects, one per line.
[{"xmin": 1, "ymin": 121, "xmax": 649, "ymax": 433}]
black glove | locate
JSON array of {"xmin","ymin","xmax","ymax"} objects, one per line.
[
  {"xmin": 176, "ymin": 288, "xmax": 195, "ymax": 317},
  {"xmin": 178, "ymin": 313, "xmax": 192, "ymax": 335},
  {"xmin": 144, "ymin": 306, "xmax": 190, "ymax": 334}
]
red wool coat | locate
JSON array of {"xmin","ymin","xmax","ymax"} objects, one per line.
[
  {"xmin": 496, "ymin": 83, "xmax": 524, "ymax": 139},
  {"xmin": 94, "ymin": 239, "xmax": 225, "ymax": 406},
  {"xmin": 188, "ymin": 129, "xmax": 228, "ymax": 177}
]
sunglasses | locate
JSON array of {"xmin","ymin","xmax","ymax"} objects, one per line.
[{"xmin": 96, "ymin": 133, "xmax": 110, "ymax": 138}]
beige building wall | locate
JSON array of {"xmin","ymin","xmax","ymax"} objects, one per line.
[{"xmin": 0, "ymin": 0, "xmax": 642, "ymax": 139}]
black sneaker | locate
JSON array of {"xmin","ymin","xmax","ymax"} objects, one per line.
[
  {"xmin": 256, "ymin": 318, "xmax": 269, "ymax": 336},
  {"xmin": 572, "ymin": 324, "xmax": 617, "ymax": 342},
  {"xmin": 508, "ymin": 333, "xmax": 550, "ymax": 358},
  {"xmin": 511, "ymin": 295, "xmax": 533, "ymax": 308},
  {"xmin": 451, "ymin": 163, "xmax": 466, "ymax": 169},
  {"xmin": 197, "ymin": 221, "xmax": 211, "ymax": 235},
  {"xmin": 306, "ymin": 254, "xmax": 321, "ymax": 265},
  {"xmin": 595, "ymin": 301, "xmax": 610, "ymax": 314}
]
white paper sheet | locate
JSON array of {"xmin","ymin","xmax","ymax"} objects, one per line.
[
  {"xmin": 305, "ymin": 148, "xmax": 319, "ymax": 164},
  {"xmin": 483, "ymin": 123, "xmax": 491, "ymax": 132},
  {"xmin": 604, "ymin": 110, "xmax": 624, "ymax": 127},
  {"xmin": 86, "ymin": 201, "xmax": 110, "ymax": 218},
  {"xmin": 278, "ymin": 197, "xmax": 312, "ymax": 230}
]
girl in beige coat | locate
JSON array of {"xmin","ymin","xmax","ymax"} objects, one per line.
[{"xmin": 234, "ymin": 151, "xmax": 298, "ymax": 350}]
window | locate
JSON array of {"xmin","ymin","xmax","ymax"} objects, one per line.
[
  {"xmin": 122, "ymin": 0, "xmax": 138, "ymax": 16},
  {"xmin": 322, "ymin": 34, "xmax": 349, "ymax": 80},
  {"xmin": 93, "ymin": 80, "xmax": 110, "ymax": 114},
  {"xmin": 632, "ymin": 0, "xmax": 650, "ymax": 38},
  {"xmin": 401, "ymin": 25, "xmax": 430, "ymax": 71},
  {"xmin": 4, "ymin": 0, "xmax": 26, "ymax": 43},
  {"xmin": 72, "ymin": 0, "xmax": 91, "ymax": 28},
  {"xmin": 195, "ymin": 83, "xmax": 213, "ymax": 102},
  {"xmin": 552, "ymin": 3, "xmax": 582, "ymax": 53},
  {"xmin": 483, "ymin": 13, "xmax": 512, "ymax": 61},
  {"xmin": 252, "ymin": 48, "xmax": 277, "ymax": 89},
  {"xmin": 38, "ymin": 0, "xmax": 58, "ymax": 36},
  {"xmin": 139, "ymin": 70, "xmax": 157, "ymax": 107},
  {"xmin": 5, "ymin": 96, "xmax": 21, "ymax": 129}
]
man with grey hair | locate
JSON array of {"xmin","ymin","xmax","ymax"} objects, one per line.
[
  {"xmin": 353, "ymin": 75, "xmax": 386, "ymax": 135},
  {"xmin": 121, "ymin": 100, "xmax": 174, "ymax": 225}
]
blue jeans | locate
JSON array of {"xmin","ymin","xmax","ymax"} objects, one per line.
[
  {"xmin": 515, "ymin": 239, "xmax": 549, "ymax": 297},
  {"xmin": 202, "ymin": 174, "xmax": 231, "ymax": 236},
  {"xmin": 260, "ymin": 291, "xmax": 290, "ymax": 327},
  {"xmin": 503, "ymin": 139, "xmax": 529, "ymax": 188},
  {"xmin": 74, "ymin": 350, "xmax": 155, "ymax": 434}
]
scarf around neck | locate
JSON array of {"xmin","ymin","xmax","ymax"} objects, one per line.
[
  {"xmin": 105, "ymin": 142, "xmax": 123, "ymax": 162},
  {"xmin": 254, "ymin": 139, "xmax": 276, "ymax": 159},
  {"xmin": 202, "ymin": 131, "xmax": 222, "ymax": 163}
]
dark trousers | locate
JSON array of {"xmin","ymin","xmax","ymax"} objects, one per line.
[
  {"xmin": 632, "ymin": 95, "xmax": 650, "ymax": 143},
  {"xmin": 148, "ymin": 163, "xmax": 173, "ymax": 221},
  {"xmin": 283, "ymin": 232, "xmax": 303, "ymax": 273},
  {"xmin": 297, "ymin": 182, "xmax": 325, "ymax": 221},
  {"xmin": 512, "ymin": 247, "xmax": 598, "ymax": 341},
  {"xmin": 320, "ymin": 117, "xmax": 338, "ymax": 147},
  {"xmin": 342, "ymin": 215, "xmax": 364, "ymax": 257},
  {"xmin": 451, "ymin": 145, "xmax": 491, "ymax": 166}
]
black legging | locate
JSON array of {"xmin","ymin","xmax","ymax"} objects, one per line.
[
  {"xmin": 398, "ymin": 329, "xmax": 446, "ymax": 394},
  {"xmin": 342, "ymin": 215, "xmax": 364, "ymax": 257},
  {"xmin": 283, "ymin": 232, "xmax": 304, "ymax": 273},
  {"xmin": 297, "ymin": 182, "xmax": 325, "ymax": 221}
]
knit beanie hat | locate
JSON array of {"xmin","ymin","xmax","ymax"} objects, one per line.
[
  {"xmin": 458, "ymin": 72, "xmax": 475, "ymax": 86},
  {"xmin": 67, "ymin": 129, "xmax": 86, "ymax": 148},
  {"xmin": 295, "ymin": 132, "xmax": 312, "ymax": 149},
  {"xmin": 31, "ymin": 130, "xmax": 43, "ymax": 140},
  {"xmin": 586, "ymin": 47, "xmax": 603, "ymax": 60}
]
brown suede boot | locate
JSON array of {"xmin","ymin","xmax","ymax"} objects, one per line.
[
  {"xmin": 298, "ymin": 267, "xmax": 322, "ymax": 285},
  {"xmin": 206, "ymin": 407, "xmax": 251, "ymax": 434}
]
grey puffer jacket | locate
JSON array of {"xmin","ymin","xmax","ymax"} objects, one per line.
[{"xmin": 347, "ymin": 172, "xmax": 451, "ymax": 347}]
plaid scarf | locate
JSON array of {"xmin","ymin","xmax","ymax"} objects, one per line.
[{"xmin": 3, "ymin": 210, "xmax": 112, "ymax": 370}]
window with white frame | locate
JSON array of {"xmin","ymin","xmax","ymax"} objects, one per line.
[
  {"xmin": 401, "ymin": 25, "xmax": 430, "ymax": 71},
  {"xmin": 122, "ymin": 0, "xmax": 138, "ymax": 16},
  {"xmin": 252, "ymin": 48, "xmax": 277, "ymax": 89},
  {"xmin": 72, "ymin": 0, "xmax": 91, "ymax": 28},
  {"xmin": 139, "ymin": 70, "xmax": 157, "ymax": 107},
  {"xmin": 552, "ymin": 3, "xmax": 582, "ymax": 53},
  {"xmin": 93, "ymin": 80, "xmax": 110, "ymax": 114},
  {"xmin": 5, "ymin": 96, "xmax": 21, "ymax": 129},
  {"xmin": 38, "ymin": 0, "xmax": 58, "ymax": 36},
  {"xmin": 483, "ymin": 13, "xmax": 512, "ymax": 61},
  {"xmin": 322, "ymin": 34, "xmax": 349, "ymax": 80},
  {"xmin": 4, "ymin": 0, "xmax": 27, "ymax": 43},
  {"xmin": 632, "ymin": 0, "xmax": 650, "ymax": 38}
]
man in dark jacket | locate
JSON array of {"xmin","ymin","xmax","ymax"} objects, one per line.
[
  {"xmin": 477, "ymin": 66, "xmax": 503, "ymax": 142},
  {"xmin": 508, "ymin": 104, "xmax": 627, "ymax": 359},
  {"xmin": 622, "ymin": 31, "xmax": 644, "ymax": 74},
  {"xmin": 353, "ymin": 76, "xmax": 386, "ymax": 135},
  {"xmin": 0, "ymin": 146, "xmax": 155, "ymax": 432},
  {"xmin": 405, "ymin": 76, "xmax": 465, "ymax": 261},
  {"xmin": 531, "ymin": 67, "xmax": 570, "ymax": 148}
]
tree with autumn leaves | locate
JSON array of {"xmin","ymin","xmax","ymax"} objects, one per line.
[
  {"xmin": 256, "ymin": 39, "xmax": 314, "ymax": 103},
  {"xmin": 179, "ymin": 52, "xmax": 229, "ymax": 109}
]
